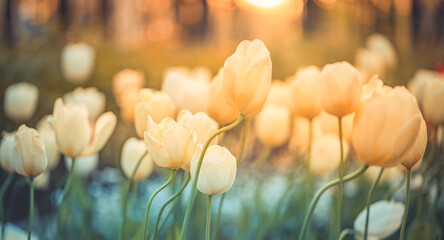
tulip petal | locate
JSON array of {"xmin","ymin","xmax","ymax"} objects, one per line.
[
  {"xmin": 162, "ymin": 123, "xmax": 196, "ymax": 169},
  {"xmin": 144, "ymin": 131, "xmax": 172, "ymax": 168},
  {"xmin": 82, "ymin": 112, "xmax": 117, "ymax": 156},
  {"xmin": 59, "ymin": 106, "xmax": 91, "ymax": 157}
]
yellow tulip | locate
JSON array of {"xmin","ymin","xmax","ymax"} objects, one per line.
[
  {"xmin": 63, "ymin": 87, "xmax": 106, "ymax": 122},
  {"xmin": 290, "ymin": 66, "xmax": 322, "ymax": 119},
  {"xmin": 310, "ymin": 134, "xmax": 349, "ymax": 175},
  {"xmin": 13, "ymin": 125, "xmax": 47, "ymax": 178},
  {"xmin": 121, "ymin": 137, "xmax": 153, "ymax": 181},
  {"xmin": 177, "ymin": 110, "xmax": 219, "ymax": 145},
  {"xmin": 254, "ymin": 104, "xmax": 291, "ymax": 148},
  {"xmin": 400, "ymin": 118, "xmax": 427, "ymax": 169},
  {"xmin": 0, "ymin": 131, "xmax": 16, "ymax": 173},
  {"xmin": 4, "ymin": 82, "xmax": 38, "ymax": 123},
  {"xmin": 266, "ymin": 80, "xmax": 293, "ymax": 110},
  {"xmin": 318, "ymin": 111, "xmax": 354, "ymax": 142},
  {"xmin": 112, "ymin": 69, "xmax": 145, "ymax": 105},
  {"xmin": 36, "ymin": 116, "xmax": 60, "ymax": 170},
  {"xmin": 422, "ymin": 80, "xmax": 444, "ymax": 126}
]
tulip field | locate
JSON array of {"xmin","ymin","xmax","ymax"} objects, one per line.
[{"xmin": 0, "ymin": 1, "xmax": 444, "ymax": 240}]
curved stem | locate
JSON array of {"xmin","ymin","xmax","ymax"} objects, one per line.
[
  {"xmin": 298, "ymin": 165, "xmax": 369, "ymax": 240},
  {"xmin": 364, "ymin": 168, "xmax": 384, "ymax": 240},
  {"xmin": 153, "ymin": 173, "xmax": 190, "ymax": 240},
  {"xmin": 339, "ymin": 229, "xmax": 359, "ymax": 240},
  {"xmin": 56, "ymin": 157, "xmax": 77, "ymax": 238},
  {"xmin": 206, "ymin": 195, "xmax": 213, "ymax": 240},
  {"xmin": 27, "ymin": 178, "xmax": 34, "ymax": 240},
  {"xmin": 142, "ymin": 169, "xmax": 177, "ymax": 240},
  {"xmin": 119, "ymin": 151, "xmax": 148, "ymax": 240},
  {"xmin": 180, "ymin": 114, "xmax": 244, "ymax": 240},
  {"xmin": 337, "ymin": 117, "xmax": 344, "ymax": 239},
  {"xmin": 399, "ymin": 168, "xmax": 411, "ymax": 240}
]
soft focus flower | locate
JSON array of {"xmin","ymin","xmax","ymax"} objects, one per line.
[
  {"xmin": 319, "ymin": 61, "xmax": 361, "ymax": 117},
  {"xmin": 121, "ymin": 137, "xmax": 153, "ymax": 181},
  {"xmin": 13, "ymin": 125, "xmax": 47, "ymax": 178},
  {"xmin": 400, "ymin": 117, "xmax": 427, "ymax": 168},
  {"xmin": 207, "ymin": 68, "xmax": 239, "ymax": 125},
  {"xmin": 36, "ymin": 116, "xmax": 59, "ymax": 170},
  {"xmin": 162, "ymin": 66, "xmax": 211, "ymax": 113},
  {"xmin": 289, "ymin": 116, "xmax": 323, "ymax": 156},
  {"xmin": 61, "ymin": 42, "xmax": 96, "ymax": 84},
  {"xmin": 190, "ymin": 145, "xmax": 236, "ymax": 195},
  {"xmin": 65, "ymin": 154, "xmax": 99, "ymax": 177},
  {"xmin": 177, "ymin": 110, "xmax": 219, "ymax": 145},
  {"xmin": 290, "ymin": 66, "xmax": 322, "ymax": 119},
  {"xmin": 310, "ymin": 134, "xmax": 349, "ymax": 175},
  {"xmin": 144, "ymin": 116, "xmax": 196, "ymax": 171},
  {"xmin": 0, "ymin": 131, "xmax": 16, "ymax": 173},
  {"xmin": 222, "ymin": 39, "xmax": 272, "ymax": 118},
  {"xmin": 112, "ymin": 69, "xmax": 145, "ymax": 105},
  {"xmin": 352, "ymin": 87, "xmax": 424, "ymax": 167},
  {"xmin": 318, "ymin": 111, "xmax": 354, "ymax": 142},
  {"xmin": 3, "ymin": 82, "xmax": 38, "ymax": 122},
  {"xmin": 134, "ymin": 89, "xmax": 176, "ymax": 138},
  {"xmin": 254, "ymin": 104, "xmax": 291, "ymax": 148},
  {"xmin": 266, "ymin": 80, "xmax": 293, "ymax": 110},
  {"xmin": 63, "ymin": 87, "xmax": 106, "ymax": 121},
  {"xmin": 354, "ymin": 200, "xmax": 404, "ymax": 239},
  {"xmin": 34, "ymin": 170, "xmax": 50, "ymax": 190},
  {"xmin": 366, "ymin": 34, "xmax": 397, "ymax": 71},
  {"xmin": 407, "ymin": 69, "xmax": 442, "ymax": 107},
  {"xmin": 365, "ymin": 166, "xmax": 403, "ymax": 185},
  {"xmin": 118, "ymin": 89, "xmax": 140, "ymax": 123},
  {"xmin": 422, "ymin": 80, "xmax": 444, "ymax": 125},
  {"xmin": 53, "ymin": 98, "xmax": 117, "ymax": 158},
  {"xmin": 355, "ymin": 48, "xmax": 386, "ymax": 82}
]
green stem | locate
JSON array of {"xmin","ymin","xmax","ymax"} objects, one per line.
[
  {"xmin": 1, "ymin": 172, "xmax": 13, "ymax": 240},
  {"xmin": 27, "ymin": 178, "xmax": 34, "ymax": 240},
  {"xmin": 56, "ymin": 157, "xmax": 77, "ymax": 238},
  {"xmin": 337, "ymin": 117, "xmax": 344, "ymax": 239},
  {"xmin": 158, "ymin": 197, "xmax": 178, "ymax": 233},
  {"xmin": 179, "ymin": 114, "xmax": 244, "ymax": 240},
  {"xmin": 119, "ymin": 151, "xmax": 148, "ymax": 240},
  {"xmin": 384, "ymin": 175, "xmax": 405, "ymax": 200},
  {"xmin": 298, "ymin": 165, "xmax": 369, "ymax": 240},
  {"xmin": 153, "ymin": 173, "xmax": 190, "ymax": 240},
  {"xmin": 399, "ymin": 168, "xmax": 411, "ymax": 240},
  {"xmin": 142, "ymin": 169, "xmax": 177, "ymax": 240},
  {"xmin": 306, "ymin": 119, "xmax": 313, "ymax": 206},
  {"xmin": 339, "ymin": 229, "xmax": 359, "ymax": 240},
  {"xmin": 213, "ymin": 120, "xmax": 250, "ymax": 240},
  {"xmin": 364, "ymin": 168, "xmax": 384, "ymax": 240},
  {"xmin": 206, "ymin": 195, "xmax": 213, "ymax": 240}
]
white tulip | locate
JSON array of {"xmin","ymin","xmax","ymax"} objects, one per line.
[
  {"xmin": 65, "ymin": 154, "xmax": 99, "ymax": 177},
  {"xmin": 36, "ymin": 116, "xmax": 60, "ymax": 170},
  {"xmin": 4, "ymin": 82, "xmax": 38, "ymax": 122},
  {"xmin": 121, "ymin": 137, "xmax": 153, "ymax": 181},
  {"xmin": 61, "ymin": 42, "xmax": 95, "ymax": 84},
  {"xmin": 63, "ymin": 87, "xmax": 106, "ymax": 121},
  {"xmin": 0, "ymin": 131, "xmax": 16, "ymax": 173}
]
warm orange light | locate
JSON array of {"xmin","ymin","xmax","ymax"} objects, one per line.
[{"xmin": 245, "ymin": 0, "xmax": 287, "ymax": 8}]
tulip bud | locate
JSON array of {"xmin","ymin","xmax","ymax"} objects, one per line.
[
  {"xmin": 290, "ymin": 66, "xmax": 322, "ymax": 119},
  {"xmin": 112, "ymin": 69, "xmax": 145, "ymax": 105},
  {"xmin": 65, "ymin": 154, "xmax": 99, "ymax": 177},
  {"xmin": 144, "ymin": 116, "xmax": 196, "ymax": 170},
  {"xmin": 222, "ymin": 39, "xmax": 272, "ymax": 118},
  {"xmin": 4, "ymin": 82, "xmax": 38, "ymax": 122},
  {"xmin": 352, "ymin": 87, "xmax": 424, "ymax": 167},
  {"xmin": 0, "ymin": 131, "xmax": 16, "ymax": 173},
  {"xmin": 36, "ymin": 116, "xmax": 60, "ymax": 170},
  {"xmin": 13, "ymin": 125, "xmax": 47, "ymax": 178},
  {"xmin": 355, "ymin": 48, "xmax": 386, "ymax": 82},
  {"xmin": 422, "ymin": 80, "xmax": 444, "ymax": 126},
  {"xmin": 190, "ymin": 145, "xmax": 236, "ymax": 195},
  {"xmin": 254, "ymin": 104, "xmax": 291, "ymax": 148},
  {"xmin": 366, "ymin": 34, "xmax": 397, "ymax": 70},
  {"xmin": 121, "ymin": 137, "xmax": 153, "ymax": 181},
  {"xmin": 134, "ymin": 89, "xmax": 176, "ymax": 138},
  {"xmin": 310, "ymin": 134, "xmax": 349, "ymax": 175},
  {"xmin": 407, "ymin": 69, "xmax": 440, "ymax": 107},
  {"xmin": 61, "ymin": 42, "xmax": 95, "ymax": 84},
  {"xmin": 118, "ymin": 89, "xmax": 139, "ymax": 123},
  {"xmin": 266, "ymin": 80, "xmax": 292, "ymax": 110},
  {"xmin": 207, "ymin": 68, "xmax": 239, "ymax": 125},
  {"xmin": 63, "ymin": 87, "xmax": 106, "ymax": 121},
  {"xmin": 400, "ymin": 118, "xmax": 427, "ymax": 169},
  {"xmin": 319, "ymin": 61, "xmax": 362, "ymax": 117},
  {"xmin": 177, "ymin": 110, "xmax": 219, "ymax": 145}
]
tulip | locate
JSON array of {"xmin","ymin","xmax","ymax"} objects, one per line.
[
  {"xmin": 13, "ymin": 125, "xmax": 47, "ymax": 178},
  {"xmin": 144, "ymin": 116, "xmax": 196, "ymax": 170},
  {"xmin": 222, "ymin": 39, "xmax": 272, "ymax": 118},
  {"xmin": 355, "ymin": 48, "xmax": 386, "ymax": 82},
  {"xmin": 0, "ymin": 131, "xmax": 16, "ymax": 173},
  {"xmin": 134, "ymin": 89, "xmax": 176, "ymax": 138},
  {"xmin": 318, "ymin": 111, "xmax": 354, "ymax": 142},
  {"xmin": 407, "ymin": 69, "xmax": 441, "ymax": 107},
  {"xmin": 53, "ymin": 98, "xmax": 117, "ymax": 158},
  {"xmin": 61, "ymin": 42, "xmax": 95, "ymax": 84},
  {"xmin": 207, "ymin": 68, "xmax": 239, "ymax": 125},
  {"xmin": 162, "ymin": 66, "xmax": 211, "ymax": 114},
  {"xmin": 112, "ymin": 69, "xmax": 145, "ymax": 105},
  {"xmin": 289, "ymin": 116, "xmax": 324, "ymax": 156},
  {"xmin": 118, "ymin": 89, "xmax": 140, "ymax": 123},
  {"xmin": 34, "ymin": 170, "xmax": 50, "ymax": 190},
  {"xmin": 121, "ymin": 137, "xmax": 153, "ymax": 181},
  {"xmin": 352, "ymin": 87, "xmax": 424, "ymax": 167},
  {"xmin": 366, "ymin": 34, "xmax": 397, "ymax": 71},
  {"xmin": 319, "ymin": 61, "xmax": 362, "ymax": 117},
  {"xmin": 177, "ymin": 110, "xmax": 219, "ymax": 145},
  {"xmin": 290, "ymin": 66, "xmax": 322, "ymax": 119},
  {"xmin": 400, "ymin": 117, "xmax": 427, "ymax": 169},
  {"xmin": 190, "ymin": 145, "xmax": 236, "ymax": 196},
  {"xmin": 3, "ymin": 82, "xmax": 38, "ymax": 123},
  {"xmin": 36, "ymin": 116, "xmax": 60, "ymax": 170},
  {"xmin": 254, "ymin": 104, "xmax": 291, "ymax": 148},
  {"xmin": 310, "ymin": 134, "xmax": 349, "ymax": 175},
  {"xmin": 63, "ymin": 87, "xmax": 106, "ymax": 121},
  {"xmin": 266, "ymin": 80, "xmax": 293, "ymax": 110},
  {"xmin": 422, "ymin": 80, "xmax": 444, "ymax": 126},
  {"xmin": 64, "ymin": 154, "xmax": 99, "ymax": 177}
]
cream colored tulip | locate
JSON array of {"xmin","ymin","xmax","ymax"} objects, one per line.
[
  {"xmin": 352, "ymin": 87, "xmax": 424, "ymax": 167},
  {"xmin": 4, "ymin": 82, "xmax": 38, "ymax": 122},
  {"xmin": 190, "ymin": 145, "xmax": 236, "ymax": 195},
  {"xmin": 119, "ymin": 88, "xmax": 139, "ymax": 123},
  {"xmin": 177, "ymin": 110, "xmax": 218, "ymax": 145},
  {"xmin": 318, "ymin": 111, "xmax": 354, "ymax": 142},
  {"xmin": 134, "ymin": 89, "xmax": 176, "ymax": 138},
  {"xmin": 355, "ymin": 48, "xmax": 386, "ymax": 82},
  {"xmin": 0, "ymin": 131, "xmax": 16, "ymax": 173},
  {"xmin": 144, "ymin": 116, "xmax": 196, "ymax": 170},
  {"xmin": 13, "ymin": 125, "xmax": 47, "ymax": 178},
  {"xmin": 407, "ymin": 69, "xmax": 441, "ymax": 106},
  {"xmin": 36, "ymin": 116, "xmax": 59, "ymax": 170},
  {"xmin": 254, "ymin": 104, "xmax": 291, "ymax": 148},
  {"xmin": 121, "ymin": 137, "xmax": 153, "ymax": 181},
  {"xmin": 65, "ymin": 154, "xmax": 99, "ymax": 177},
  {"xmin": 290, "ymin": 66, "xmax": 322, "ymax": 119},
  {"xmin": 222, "ymin": 39, "xmax": 272, "ymax": 118},
  {"xmin": 400, "ymin": 117, "xmax": 427, "ymax": 168},
  {"xmin": 162, "ymin": 66, "xmax": 211, "ymax": 113},
  {"xmin": 319, "ymin": 61, "xmax": 361, "ymax": 117},
  {"xmin": 310, "ymin": 134, "xmax": 349, "ymax": 175},
  {"xmin": 34, "ymin": 170, "xmax": 50, "ymax": 190},
  {"xmin": 112, "ymin": 69, "xmax": 145, "ymax": 105},
  {"xmin": 366, "ymin": 34, "xmax": 397, "ymax": 70},
  {"xmin": 53, "ymin": 98, "xmax": 117, "ymax": 158},
  {"xmin": 266, "ymin": 80, "xmax": 292, "ymax": 110},
  {"xmin": 422, "ymin": 80, "xmax": 444, "ymax": 125},
  {"xmin": 207, "ymin": 68, "xmax": 239, "ymax": 125},
  {"xmin": 63, "ymin": 87, "xmax": 106, "ymax": 121},
  {"xmin": 61, "ymin": 42, "xmax": 95, "ymax": 84}
]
